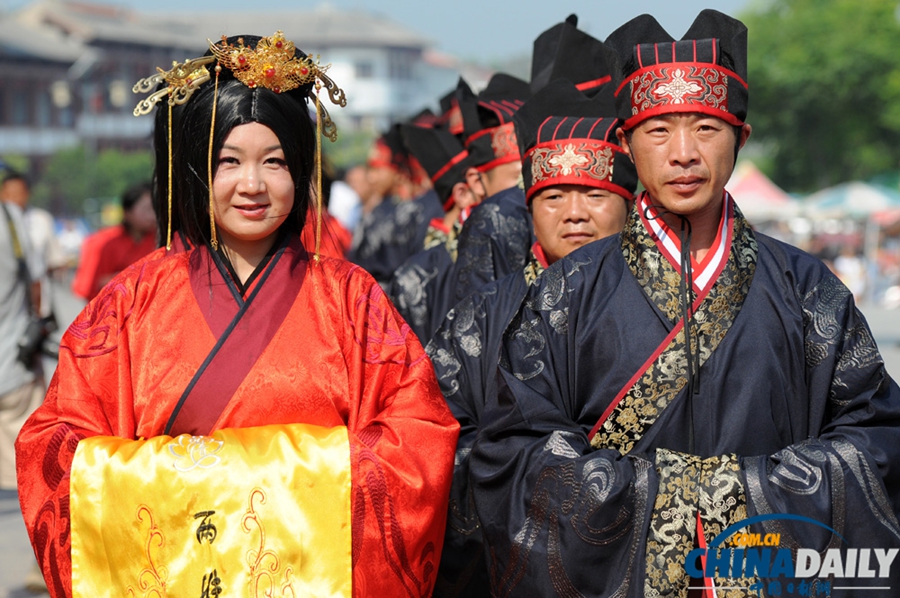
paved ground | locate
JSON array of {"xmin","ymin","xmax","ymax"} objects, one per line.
[
  {"xmin": 2, "ymin": 285, "xmax": 899, "ymax": 596},
  {"xmin": 1, "ymin": 275, "xmax": 83, "ymax": 598},
  {"xmin": 0, "ymin": 490, "xmax": 40, "ymax": 598}
]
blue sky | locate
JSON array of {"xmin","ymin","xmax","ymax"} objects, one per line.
[{"xmin": 3, "ymin": 0, "xmax": 750, "ymax": 61}]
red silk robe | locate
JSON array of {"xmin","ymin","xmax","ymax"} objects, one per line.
[
  {"xmin": 301, "ymin": 209, "xmax": 353, "ymax": 260},
  {"xmin": 16, "ymin": 234, "xmax": 458, "ymax": 598}
]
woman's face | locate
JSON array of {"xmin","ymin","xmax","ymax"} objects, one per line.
[{"xmin": 212, "ymin": 122, "xmax": 295, "ymax": 250}]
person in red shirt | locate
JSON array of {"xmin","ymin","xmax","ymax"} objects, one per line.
[{"xmin": 71, "ymin": 182, "xmax": 157, "ymax": 300}]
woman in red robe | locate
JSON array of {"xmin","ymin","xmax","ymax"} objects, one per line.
[{"xmin": 15, "ymin": 32, "xmax": 458, "ymax": 598}]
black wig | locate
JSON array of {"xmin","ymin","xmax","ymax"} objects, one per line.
[{"xmin": 151, "ymin": 35, "xmax": 317, "ymax": 248}]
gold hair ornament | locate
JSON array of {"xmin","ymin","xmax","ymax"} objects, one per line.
[
  {"xmin": 208, "ymin": 32, "xmax": 346, "ymax": 141},
  {"xmin": 132, "ymin": 56, "xmax": 216, "ymax": 116},
  {"xmin": 314, "ymin": 80, "xmax": 324, "ymax": 262},
  {"xmin": 132, "ymin": 31, "xmax": 348, "ymax": 252}
]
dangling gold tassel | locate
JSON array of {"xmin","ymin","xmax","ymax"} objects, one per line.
[
  {"xmin": 207, "ymin": 65, "xmax": 221, "ymax": 250},
  {"xmin": 314, "ymin": 80, "xmax": 324, "ymax": 263},
  {"xmin": 166, "ymin": 101, "xmax": 173, "ymax": 250}
]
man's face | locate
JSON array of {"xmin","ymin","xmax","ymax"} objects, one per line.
[
  {"xmin": 618, "ymin": 113, "xmax": 750, "ymax": 219},
  {"xmin": 366, "ymin": 166, "xmax": 398, "ymax": 200},
  {"xmin": 0, "ymin": 179, "xmax": 30, "ymax": 208},
  {"xmin": 482, "ymin": 160, "xmax": 522, "ymax": 198},
  {"xmin": 531, "ymin": 184, "xmax": 629, "ymax": 265},
  {"xmin": 346, "ymin": 166, "xmax": 372, "ymax": 203}
]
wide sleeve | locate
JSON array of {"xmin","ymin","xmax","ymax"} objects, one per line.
[
  {"xmin": 387, "ymin": 253, "xmax": 436, "ymax": 346},
  {"xmin": 452, "ymin": 200, "xmax": 532, "ymax": 304},
  {"xmin": 426, "ymin": 290, "xmax": 494, "ymax": 597},
  {"xmin": 340, "ymin": 267, "xmax": 460, "ymax": 597},
  {"xmin": 15, "ymin": 271, "xmax": 140, "ymax": 598},
  {"xmin": 470, "ymin": 271, "xmax": 657, "ymax": 597},
  {"xmin": 738, "ymin": 274, "xmax": 900, "ymax": 584},
  {"xmin": 472, "ymin": 257, "xmax": 900, "ymax": 596}
]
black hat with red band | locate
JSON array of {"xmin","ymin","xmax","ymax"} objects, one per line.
[
  {"xmin": 439, "ymin": 78, "xmax": 472, "ymax": 138},
  {"xmin": 401, "ymin": 124, "xmax": 472, "ymax": 211},
  {"xmin": 367, "ymin": 124, "xmax": 408, "ymax": 172},
  {"xmin": 410, "ymin": 108, "xmax": 440, "ymax": 129},
  {"xmin": 514, "ymin": 78, "xmax": 637, "ymax": 203},
  {"xmin": 459, "ymin": 73, "xmax": 531, "ymax": 173},
  {"xmin": 606, "ymin": 9, "xmax": 748, "ymax": 131},
  {"xmin": 530, "ymin": 14, "xmax": 620, "ymax": 96}
]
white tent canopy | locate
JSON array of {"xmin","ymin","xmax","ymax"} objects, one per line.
[
  {"xmin": 726, "ymin": 161, "xmax": 799, "ymax": 223},
  {"xmin": 802, "ymin": 181, "xmax": 900, "ymax": 219}
]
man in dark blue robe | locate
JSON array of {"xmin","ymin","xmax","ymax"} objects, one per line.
[
  {"xmin": 349, "ymin": 126, "xmax": 443, "ymax": 286},
  {"xmin": 470, "ymin": 11, "xmax": 900, "ymax": 597},
  {"xmin": 428, "ymin": 76, "xmax": 638, "ymax": 598},
  {"xmin": 389, "ymin": 124, "xmax": 479, "ymax": 344},
  {"xmin": 449, "ymin": 74, "xmax": 534, "ymax": 303},
  {"xmin": 451, "ymin": 18, "xmax": 622, "ymax": 307}
]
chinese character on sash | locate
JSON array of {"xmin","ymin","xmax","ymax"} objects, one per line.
[
  {"xmin": 194, "ymin": 510, "xmax": 217, "ymax": 544},
  {"xmin": 200, "ymin": 569, "xmax": 222, "ymax": 597}
]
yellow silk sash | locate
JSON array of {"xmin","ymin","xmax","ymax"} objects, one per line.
[{"xmin": 70, "ymin": 424, "xmax": 352, "ymax": 598}]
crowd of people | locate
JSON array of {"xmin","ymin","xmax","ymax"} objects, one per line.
[{"xmin": 1, "ymin": 9, "xmax": 899, "ymax": 598}]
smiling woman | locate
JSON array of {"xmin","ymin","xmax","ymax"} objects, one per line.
[
  {"xmin": 212, "ymin": 123, "xmax": 297, "ymax": 279},
  {"xmin": 15, "ymin": 31, "xmax": 458, "ymax": 598}
]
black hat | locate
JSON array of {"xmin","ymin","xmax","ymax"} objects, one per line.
[
  {"xmin": 530, "ymin": 14, "xmax": 619, "ymax": 95},
  {"xmin": 606, "ymin": 9, "xmax": 748, "ymax": 130},
  {"xmin": 514, "ymin": 78, "xmax": 637, "ymax": 202},
  {"xmin": 367, "ymin": 123, "xmax": 409, "ymax": 172},
  {"xmin": 401, "ymin": 124, "xmax": 472, "ymax": 210},
  {"xmin": 410, "ymin": 108, "xmax": 440, "ymax": 128},
  {"xmin": 439, "ymin": 78, "xmax": 472, "ymax": 137},
  {"xmin": 459, "ymin": 73, "xmax": 531, "ymax": 172},
  {"xmin": 530, "ymin": 14, "xmax": 578, "ymax": 84}
]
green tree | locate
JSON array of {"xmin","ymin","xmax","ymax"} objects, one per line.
[
  {"xmin": 0, "ymin": 154, "xmax": 29, "ymax": 175},
  {"xmin": 32, "ymin": 145, "xmax": 153, "ymax": 215},
  {"xmin": 742, "ymin": 0, "xmax": 900, "ymax": 192},
  {"xmin": 325, "ymin": 128, "xmax": 376, "ymax": 170}
]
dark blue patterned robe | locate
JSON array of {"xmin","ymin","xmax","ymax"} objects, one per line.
[
  {"xmin": 388, "ymin": 226, "xmax": 458, "ymax": 345},
  {"xmin": 470, "ymin": 200, "xmax": 900, "ymax": 597},
  {"xmin": 349, "ymin": 189, "xmax": 443, "ymax": 286},
  {"xmin": 426, "ymin": 249, "xmax": 545, "ymax": 598},
  {"xmin": 452, "ymin": 186, "xmax": 534, "ymax": 303}
]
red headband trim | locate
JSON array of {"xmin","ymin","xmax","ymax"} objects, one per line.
[
  {"xmin": 446, "ymin": 104, "xmax": 464, "ymax": 136},
  {"xmin": 524, "ymin": 139, "xmax": 629, "ymax": 200},
  {"xmin": 615, "ymin": 62, "xmax": 746, "ymax": 130},
  {"xmin": 470, "ymin": 123, "xmax": 521, "ymax": 172},
  {"xmin": 431, "ymin": 149, "xmax": 470, "ymax": 184},
  {"xmin": 575, "ymin": 74, "xmax": 612, "ymax": 91},
  {"xmin": 367, "ymin": 141, "xmax": 399, "ymax": 171}
]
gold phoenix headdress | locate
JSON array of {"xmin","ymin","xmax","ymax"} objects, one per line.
[{"xmin": 133, "ymin": 31, "xmax": 348, "ymax": 259}]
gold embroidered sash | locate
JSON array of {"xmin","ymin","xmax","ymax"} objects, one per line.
[
  {"xmin": 522, "ymin": 244, "xmax": 547, "ymax": 286},
  {"xmin": 70, "ymin": 423, "xmax": 352, "ymax": 598},
  {"xmin": 589, "ymin": 199, "xmax": 757, "ymax": 454},
  {"xmin": 645, "ymin": 450, "xmax": 758, "ymax": 597}
]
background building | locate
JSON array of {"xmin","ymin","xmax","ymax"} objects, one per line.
[{"xmin": 0, "ymin": 0, "xmax": 490, "ymax": 174}]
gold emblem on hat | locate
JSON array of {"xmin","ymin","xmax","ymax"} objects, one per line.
[
  {"xmin": 653, "ymin": 68, "xmax": 703, "ymax": 104},
  {"xmin": 548, "ymin": 144, "xmax": 590, "ymax": 176}
]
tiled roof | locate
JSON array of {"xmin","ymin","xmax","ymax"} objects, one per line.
[
  {"xmin": 191, "ymin": 5, "xmax": 431, "ymax": 49},
  {"xmin": 0, "ymin": 15, "xmax": 89, "ymax": 62},
  {"xmin": 1, "ymin": 0, "xmax": 431, "ymax": 62}
]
